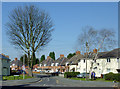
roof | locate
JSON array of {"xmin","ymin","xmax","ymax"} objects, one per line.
[
  {"xmin": 0, "ymin": 54, "xmax": 10, "ymax": 60},
  {"xmin": 40, "ymin": 58, "xmax": 55, "ymax": 66},
  {"xmin": 55, "ymin": 57, "xmax": 69, "ymax": 66},
  {"xmin": 68, "ymin": 54, "xmax": 84, "ymax": 65},
  {"xmin": 10, "ymin": 60, "xmax": 23, "ymax": 67},
  {"xmin": 98, "ymin": 48, "xmax": 120, "ymax": 58},
  {"xmin": 68, "ymin": 48, "xmax": 120, "ymax": 65}
]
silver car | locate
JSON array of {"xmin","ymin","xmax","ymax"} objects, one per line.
[{"xmin": 77, "ymin": 73, "xmax": 89, "ymax": 78}]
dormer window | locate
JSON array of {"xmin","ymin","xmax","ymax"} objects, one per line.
[
  {"xmin": 107, "ymin": 58, "xmax": 110, "ymax": 62},
  {"xmin": 70, "ymin": 61, "xmax": 73, "ymax": 64},
  {"xmin": 51, "ymin": 63, "xmax": 54, "ymax": 66}
]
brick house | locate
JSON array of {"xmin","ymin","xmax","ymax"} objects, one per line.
[{"xmin": 10, "ymin": 58, "xmax": 22, "ymax": 70}]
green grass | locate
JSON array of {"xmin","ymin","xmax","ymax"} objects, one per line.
[
  {"xmin": 3, "ymin": 74, "xmax": 33, "ymax": 80},
  {"xmin": 68, "ymin": 77, "xmax": 113, "ymax": 82}
]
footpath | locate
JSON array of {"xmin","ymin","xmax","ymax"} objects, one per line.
[{"xmin": 0, "ymin": 78, "xmax": 41, "ymax": 86}]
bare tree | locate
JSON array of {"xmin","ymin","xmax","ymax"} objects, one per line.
[
  {"xmin": 77, "ymin": 26, "xmax": 117, "ymax": 79},
  {"xmin": 6, "ymin": 5, "xmax": 54, "ymax": 76}
]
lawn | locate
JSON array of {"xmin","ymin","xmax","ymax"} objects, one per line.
[
  {"xmin": 69, "ymin": 77, "xmax": 114, "ymax": 82},
  {"xmin": 3, "ymin": 74, "xmax": 33, "ymax": 80}
]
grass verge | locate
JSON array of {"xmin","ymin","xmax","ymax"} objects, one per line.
[
  {"xmin": 3, "ymin": 74, "xmax": 33, "ymax": 80},
  {"xmin": 68, "ymin": 77, "xmax": 114, "ymax": 82}
]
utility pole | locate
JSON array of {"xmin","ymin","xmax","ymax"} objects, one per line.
[
  {"xmin": 85, "ymin": 42, "xmax": 88, "ymax": 80},
  {"xmin": 23, "ymin": 55, "xmax": 25, "ymax": 79}
]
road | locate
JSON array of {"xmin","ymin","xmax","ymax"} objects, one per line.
[
  {"xmin": 16, "ymin": 74, "xmax": 116, "ymax": 87},
  {"xmin": 1, "ymin": 74, "xmax": 118, "ymax": 88}
]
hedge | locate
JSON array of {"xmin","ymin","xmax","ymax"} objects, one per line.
[
  {"xmin": 105, "ymin": 72, "xmax": 120, "ymax": 82},
  {"xmin": 64, "ymin": 72, "xmax": 80, "ymax": 78}
]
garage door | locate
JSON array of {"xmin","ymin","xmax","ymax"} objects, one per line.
[{"xmin": 3, "ymin": 68, "xmax": 8, "ymax": 76}]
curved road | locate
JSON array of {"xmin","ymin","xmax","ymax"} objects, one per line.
[{"xmin": 22, "ymin": 74, "xmax": 116, "ymax": 87}]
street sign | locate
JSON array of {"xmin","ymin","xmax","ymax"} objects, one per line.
[{"xmin": 22, "ymin": 65, "xmax": 25, "ymax": 70}]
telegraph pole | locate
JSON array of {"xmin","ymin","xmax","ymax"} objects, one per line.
[{"xmin": 23, "ymin": 55, "xmax": 25, "ymax": 79}]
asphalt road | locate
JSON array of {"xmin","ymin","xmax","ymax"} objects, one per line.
[
  {"xmin": 17, "ymin": 74, "xmax": 117, "ymax": 87},
  {"xmin": 1, "ymin": 74, "xmax": 118, "ymax": 88}
]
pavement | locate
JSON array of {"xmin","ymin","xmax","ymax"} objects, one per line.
[{"xmin": 1, "ymin": 77, "xmax": 41, "ymax": 86}]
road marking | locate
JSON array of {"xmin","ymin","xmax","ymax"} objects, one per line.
[{"xmin": 56, "ymin": 80, "xmax": 59, "ymax": 84}]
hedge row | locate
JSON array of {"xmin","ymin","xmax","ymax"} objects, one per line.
[
  {"xmin": 105, "ymin": 72, "xmax": 120, "ymax": 82},
  {"xmin": 64, "ymin": 72, "xmax": 80, "ymax": 78}
]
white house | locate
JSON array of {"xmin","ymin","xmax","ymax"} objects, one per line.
[{"xmin": 68, "ymin": 48, "xmax": 120, "ymax": 77}]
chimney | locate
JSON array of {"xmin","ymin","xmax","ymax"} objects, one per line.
[
  {"xmin": 60, "ymin": 54, "xmax": 64, "ymax": 58},
  {"xmin": 1, "ymin": 53, "xmax": 5, "ymax": 56},
  {"xmin": 93, "ymin": 48, "xmax": 97, "ymax": 53},
  {"xmin": 5, "ymin": 55, "xmax": 9, "ymax": 58},
  {"xmin": 47, "ymin": 56, "xmax": 51, "ymax": 60},
  {"xmin": 76, "ymin": 51, "xmax": 80, "ymax": 55},
  {"xmin": 15, "ymin": 58, "xmax": 18, "ymax": 61},
  {"xmin": 84, "ymin": 53, "xmax": 87, "ymax": 56}
]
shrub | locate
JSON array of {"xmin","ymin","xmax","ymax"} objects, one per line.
[
  {"xmin": 64, "ymin": 72, "xmax": 80, "ymax": 78},
  {"xmin": 105, "ymin": 72, "xmax": 120, "ymax": 82}
]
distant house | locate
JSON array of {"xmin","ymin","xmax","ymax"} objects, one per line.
[
  {"xmin": 38, "ymin": 55, "xmax": 69, "ymax": 73},
  {"xmin": 67, "ymin": 51, "xmax": 83, "ymax": 72},
  {"xmin": 0, "ymin": 54, "xmax": 10, "ymax": 76},
  {"xmin": 10, "ymin": 58, "xmax": 22, "ymax": 70},
  {"xmin": 54, "ymin": 54, "xmax": 69, "ymax": 73},
  {"xmin": 39, "ymin": 56, "xmax": 55, "ymax": 73}
]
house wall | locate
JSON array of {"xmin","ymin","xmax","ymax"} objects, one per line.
[
  {"xmin": 75, "ymin": 58, "xmax": 119, "ymax": 77},
  {"xmin": 0, "ymin": 59, "xmax": 2, "ymax": 75},
  {"xmin": 69, "ymin": 65, "xmax": 77, "ymax": 72},
  {"xmin": 0, "ymin": 58, "xmax": 10, "ymax": 76},
  {"xmin": 77, "ymin": 59, "xmax": 91, "ymax": 73}
]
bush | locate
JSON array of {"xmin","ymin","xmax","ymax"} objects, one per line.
[
  {"xmin": 105, "ymin": 72, "xmax": 120, "ymax": 82},
  {"xmin": 64, "ymin": 72, "xmax": 80, "ymax": 78}
]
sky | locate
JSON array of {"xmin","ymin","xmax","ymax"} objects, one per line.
[{"xmin": 1, "ymin": 2, "xmax": 118, "ymax": 60}]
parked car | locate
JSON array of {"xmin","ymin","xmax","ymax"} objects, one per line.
[{"xmin": 77, "ymin": 73, "xmax": 89, "ymax": 78}]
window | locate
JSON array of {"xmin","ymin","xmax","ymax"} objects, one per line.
[
  {"xmin": 94, "ymin": 67, "xmax": 97, "ymax": 69},
  {"xmin": 83, "ymin": 68, "xmax": 86, "ymax": 71},
  {"xmin": 117, "ymin": 58, "xmax": 119, "ymax": 62},
  {"xmin": 83, "ymin": 59, "xmax": 85, "ymax": 63},
  {"xmin": 107, "ymin": 68, "xmax": 111, "ymax": 72},
  {"xmin": 107, "ymin": 58, "xmax": 111, "ymax": 62},
  {"xmin": 78, "ymin": 59, "xmax": 81, "ymax": 62}
]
